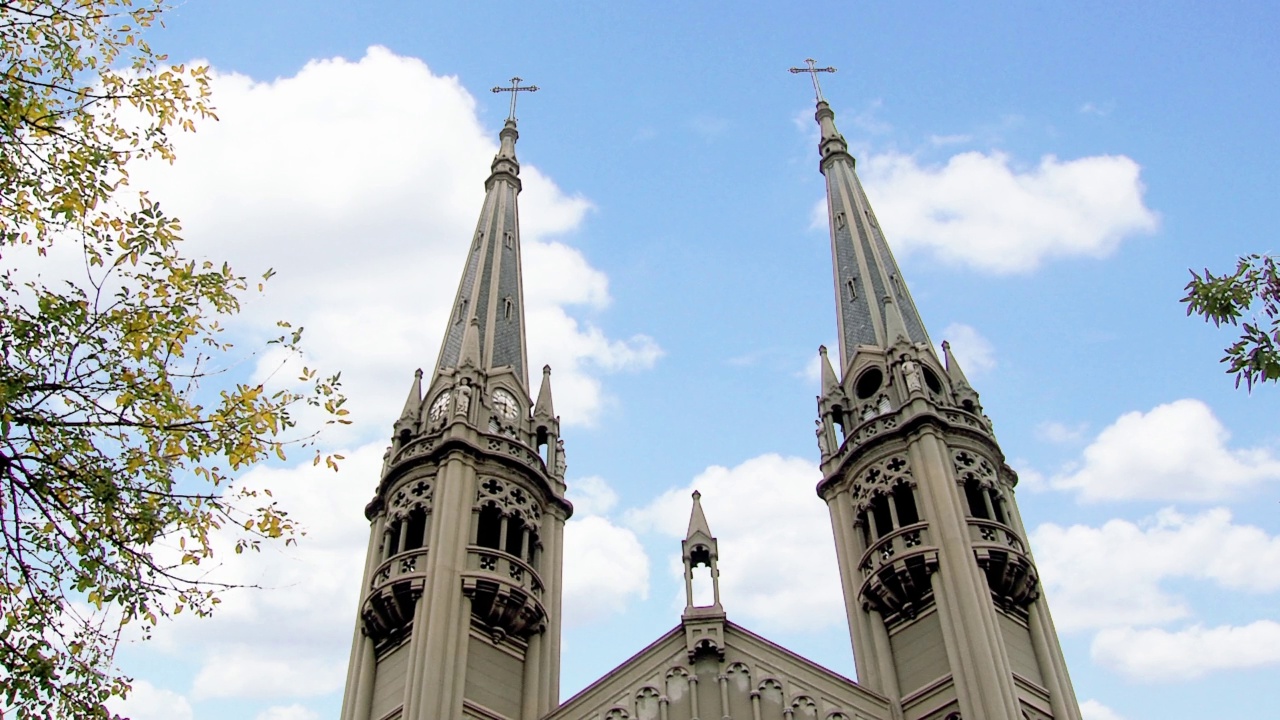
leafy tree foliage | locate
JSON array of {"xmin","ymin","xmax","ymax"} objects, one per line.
[
  {"xmin": 0, "ymin": 2, "xmax": 347, "ymax": 716},
  {"xmin": 1183, "ymin": 254, "xmax": 1280, "ymax": 389}
]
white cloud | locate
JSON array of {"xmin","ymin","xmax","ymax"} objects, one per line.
[
  {"xmin": 1091, "ymin": 621, "xmax": 1280, "ymax": 682},
  {"xmin": 193, "ymin": 647, "xmax": 346, "ymax": 700},
  {"xmin": 1080, "ymin": 699, "xmax": 1126, "ymax": 720},
  {"xmin": 1080, "ymin": 101, "xmax": 1114, "ymax": 117},
  {"xmin": 1032, "ymin": 508, "xmax": 1280, "ymax": 632},
  {"xmin": 108, "ymin": 680, "xmax": 194, "ymax": 720},
  {"xmin": 566, "ymin": 475, "xmax": 619, "ymax": 516},
  {"xmin": 129, "ymin": 442, "xmax": 383, "ymax": 701},
  {"xmin": 256, "ymin": 704, "xmax": 321, "ymax": 720},
  {"xmin": 563, "ymin": 515, "xmax": 650, "ymax": 627},
  {"xmin": 937, "ymin": 322, "xmax": 996, "ymax": 375},
  {"xmin": 1049, "ymin": 399, "xmax": 1280, "ymax": 502},
  {"xmin": 1036, "ymin": 420, "xmax": 1088, "ymax": 444},
  {"xmin": 860, "ymin": 150, "xmax": 1158, "ymax": 273},
  {"xmin": 135, "ymin": 46, "xmax": 657, "ymax": 431},
  {"xmin": 626, "ymin": 454, "xmax": 843, "ymax": 633}
]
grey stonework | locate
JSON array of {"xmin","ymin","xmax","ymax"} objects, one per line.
[{"xmin": 340, "ymin": 99, "xmax": 1082, "ymax": 720}]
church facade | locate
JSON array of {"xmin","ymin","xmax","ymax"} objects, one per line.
[{"xmin": 337, "ymin": 89, "xmax": 1084, "ymax": 720}]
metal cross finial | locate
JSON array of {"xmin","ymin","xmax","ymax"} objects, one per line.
[
  {"xmin": 789, "ymin": 58, "xmax": 837, "ymax": 103},
  {"xmin": 491, "ymin": 76, "xmax": 539, "ymax": 121}
]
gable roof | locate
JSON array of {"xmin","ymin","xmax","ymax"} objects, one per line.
[{"xmin": 545, "ymin": 619, "xmax": 891, "ymax": 720}]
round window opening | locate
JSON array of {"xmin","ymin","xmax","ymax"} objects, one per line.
[
  {"xmin": 855, "ymin": 368, "xmax": 883, "ymax": 399},
  {"xmin": 923, "ymin": 367, "xmax": 943, "ymax": 394}
]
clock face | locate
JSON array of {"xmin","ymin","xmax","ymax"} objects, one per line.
[
  {"xmin": 429, "ymin": 392, "xmax": 451, "ymax": 422},
  {"xmin": 492, "ymin": 389, "xmax": 519, "ymax": 420}
]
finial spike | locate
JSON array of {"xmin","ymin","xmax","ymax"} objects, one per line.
[
  {"xmin": 534, "ymin": 364, "xmax": 556, "ymax": 418},
  {"xmin": 399, "ymin": 369, "xmax": 423, "ymax": 422},
  {"xmin": 819, "ymin": 345, "xmax": 840, "ymax": 394},
  {"xmin": 686, "ymin": 490, "xmax": 713, "ymax": 541}
]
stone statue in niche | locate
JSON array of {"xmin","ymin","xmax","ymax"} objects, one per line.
[
  {"xmin": 815, "ymin": 419, "xmax": 833, "ymax": 456},
  {"xmin": 901, "ymin": 357, "xmax": 922, "ymax": 393},
  {"xmin": 455, "ymin": 379, "xmax": 472, "ymax": 416},
  {"xmin": 555, "ymin": 438, "xmax": 567, "ymax": 475}
]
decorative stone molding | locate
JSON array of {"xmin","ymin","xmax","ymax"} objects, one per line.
[
  {"xmin": 475, "ymin": 476, "xmax": 543, "ymax": 523},
  {"xmin": 387, "ymin": 475, "xmax": 435, "ymax": 519},
  {"xmin": 849, "ymin": 454, "xmax": 914, "ymax": 513},
  {"xmin": 951, "ymin": 448, "xmax": 997, "ymax": 489},
  {"xmin": 969, "ymin": 518, "xmax": 1040, "ymax": 608},
  {"xmin": 858, "ymin": 522, "xmax": 940, "ymax": 621}
]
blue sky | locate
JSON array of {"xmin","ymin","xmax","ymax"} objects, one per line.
[{"xmin": 95, "ymin": 3, "xmax": 1280, "ymax": 719}]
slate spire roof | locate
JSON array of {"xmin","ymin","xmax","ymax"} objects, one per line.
[
  {"xmin": 814, "ymin": 100, "xmax": 932, "ymax": 370},
  {"xmin": 432, "ymin": 117, "xmax": 531, "ymax": 392}
]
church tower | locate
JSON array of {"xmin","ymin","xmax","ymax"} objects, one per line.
[
  {"xmin": 340, "ymin": 102, "xmax": 572, "ymax": 720},
  {"xmin": 805, "ymin": 89, "xmax": 1084, "ymax": 719}
]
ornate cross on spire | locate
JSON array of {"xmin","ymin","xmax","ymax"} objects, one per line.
[
  {"xmin": 789, "ymin": 58, "xmax": 837, "ymax": 102},
  {"xmin": 491, "ymin": 76, "xmax": 540, "ymax": 121}
]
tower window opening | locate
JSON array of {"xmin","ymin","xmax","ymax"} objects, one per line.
[
  {"xmin": 386, "ymin": 521, "xmax": 401, "ymax": 559},
  {"xmin": 922, "ymin": 367, "xmax": 943, "ymax": 394},
  {"xmin": 526, "ymin": 530, "xmax": 540, "ymax": 566},
  {"xmin": 855, "ymin": 368, "xmax": 883, "ymax": 400},
  {"xmin": 870, "ymin": 495, "xmax": 894, "ymax": 538},
  {"xmin": 689, "ymin": 550, "xmax": 715, "ymax": 607},
  {"xmin": 877, "ymin": 394, "xmax": 891, "ymax": 416},
  {"xmin": 892, "ymin": 484, "xmax": 919, "ymax": 526},
  {"xmin": 831, "ymin": 405, "xmax": 846, "ymax": 440},
  {"xmin": 505, "ymin": 515, "xmax": 526, "ymax": 557},
  {"xmin": 397, "ymin": 428, "xmax": 410, "ymax": 447},
  {"xmin": 989, "ymin": 489, "xmax": 1008, "ymax": 525},
  {"xmin": 536, "ymin": 427, "xmax": 549, "ymax": 463},
  {"xmin": 405, "ymin": 508, "xmax": 427, "ymax": 551},
  {"xmin": 964, "ymin": 479, "xmax": 990, "ymax": 520},
  {"xmin": 476, "ymin": 504, "xmax": 502, "ymax": 550},
  {"xmin": 961, "ymin": 399, "xmax": 976, "ymax": 413}
]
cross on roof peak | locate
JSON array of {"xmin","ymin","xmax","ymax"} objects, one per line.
[
  {"xmin": 789, "ymin": 58, "xmax": 837, "ymax": 103},
  {"xmin": 491, "ymin": 76, "xmax": 540, "ymax": 121}
]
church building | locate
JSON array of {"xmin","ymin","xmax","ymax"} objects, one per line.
[{"xmin": 337, "ymin": 72, "xmax": 1084, "ymax": 720}]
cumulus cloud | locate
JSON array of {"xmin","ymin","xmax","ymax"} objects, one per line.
[
  {"xmin": 193, "ymin": 648, "xmax": 347, "ymax": 700},
  {"xmin": 626, "ymin": 454, "xmax": 843, "ymax": 633},
  {"xmin": 563, "ymin": 515, "xmax": 650, "ymax": 627},
  {"xmin": 860, "ymin": 150, "xmax": 1158, "ymax": 273},
  {"xmin": 566, "ymin": 475, "xmax": 619, "ymax": 516},
  {"xmin": 128, "ymin": 442, "xmax": 382, "ymax": 701},
  {"xmin": 1049, "ymin": 399, "xmax": 1280, "ymax": 502},
  {"xmin": 107, "ymin": 680, "xmax": 194, "ymax": 720},
  {"xmin": 1091, "ymin": 621, "xmax": 1280, "ymax": 681},
  {"xmin": 937, "ymin": 322, "xmax": 995, "ymax": 375},
  {"xmin": 1035, "ymin": 420, "xmax": 1088, "ymax": 444},
  {"xmin": 256, "ymin": 706, "xmax": 321, "ymax": 720},
  {"xmin": 1079, "ymin": 699, "xmax": 1126, "ymax": 720},
  {"xmin": 1032, "ymin": 508, "xmax": 1280, "ymax": 632},
  {"xmin": 134, "ymin": 46, "xmax": 657, "ymax": 431}
]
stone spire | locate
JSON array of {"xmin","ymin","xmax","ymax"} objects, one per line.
[
  {"xmin": 685, "ymin": 490, "xmax": 713, "ymax": 543},
  {"xmin": 533, "ymin": 364, "xmax": 555, "ymax": 419},
  {"xmin": 432, "ymin": 117, "xmax": 531, "ymax": 391},
  {"xmin": 814, "ymin": 100, "xmax": 932, "ymax": 371}
]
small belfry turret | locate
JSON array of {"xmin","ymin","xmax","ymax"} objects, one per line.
[
  {"xmin": 340, "ymin": 82, "xmax": 571, "ymax": 720},
  {"xmin": 680, "ymin": 491, "xmax": 727, "ymax": 661},
  {"xmin": 795, "ymin": 60, "xmax": 1082, "ymax": 720}
]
